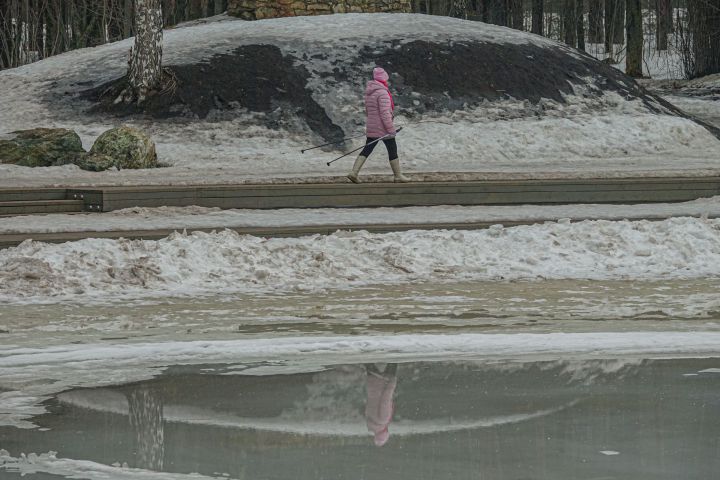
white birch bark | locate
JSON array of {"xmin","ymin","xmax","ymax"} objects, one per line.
[{"xmin": 127, "ymin": 0, "xmax": 163, "ymax": 103}]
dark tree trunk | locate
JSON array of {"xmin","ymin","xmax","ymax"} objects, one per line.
[
  {"xmin": 509, "ymin": 0, "xmax": 523, "ymax": 30},
  {"xmin": 689, "ymin": 0, "xmax": 720, "ymax": 78},
  {"xmin": 531, "ymin": 0, "xmax": 543, "ymax": 35},
  {"xmin": 576, "ymin": 0, "xmax": 585, "ymax": 51},
  {"xmin": 214, "ymin": 0, "xmax": 225, "ymax": 15},
  {"xmin": 487, "ymin": 0, "xmax": 507, "ymax": 26},
  {"xmin": 589, "ymin": 0, "xmax": 603, "ymax": 44},
  {"xmin": 655, "ymin": 0, "xmax": 671, "ymax": 51},
  {"xmin": 604, "ymin": 0, "xmax": 614, "ymax": 52},
  {"xmin": 612, "ymin": 0, "xmax": 624, "ymax": 44},
  {"xmin": 123, "ymin": 0, "xmax": 133, "ymax": 37},
  {"xmin": 563, "ymin": 0, "xmax": 577, "ymax": 48},
  {"xmin": 626, "ymin": 0, "xmax": 642, "ymax": 77}
]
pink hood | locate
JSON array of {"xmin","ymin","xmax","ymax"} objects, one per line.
[{"xmin": 373, "ymin": 67, "xmax": 389, "ymax": 83}]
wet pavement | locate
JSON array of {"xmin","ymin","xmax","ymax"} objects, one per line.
[{"xmin": 1, "ymin": 357, "xmax": 719, "ymax": 479}]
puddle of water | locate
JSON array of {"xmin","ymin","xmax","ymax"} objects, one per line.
[{"xmin": 1, "ymin": 357, "xmax": 719, "ymax": 479}]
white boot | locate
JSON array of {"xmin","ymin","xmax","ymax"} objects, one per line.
[
  {"xmin": 347, "ymin": 155, "xmax": 367, "ymax": 184},
  {"xmin": 389, "ymin": 158, "xmax": 410, "ymax": 183}
]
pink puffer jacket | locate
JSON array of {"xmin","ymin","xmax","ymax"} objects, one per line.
[{"xmin": 365, "ymin": 68, "xmax": 396, "ymax": 138}]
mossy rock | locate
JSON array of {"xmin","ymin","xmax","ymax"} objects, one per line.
[
  {"xmin": 74, "ymin": 152, "xmax": 118, "ymax": 172},
  {"xmin": 0, "ymin": 128, "xmax": 85, "ymax": 167},
  {"xmin": 89, "ymin": 126, "xmax": 158, "ymax": 170}
]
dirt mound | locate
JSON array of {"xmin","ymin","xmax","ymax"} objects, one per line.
[
  {"xmin": 87, "ymin": 44, "xmax": 345, "ymax": 143},
  {"xmin": 78, "ymin": 14, "xmax": 717, "ymax": 142}
]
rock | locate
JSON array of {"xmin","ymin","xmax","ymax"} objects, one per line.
[
  {"xmin": 74, "ymin": 152, "xmax": 118, "ymax": 172},
  {"xmin": 0, "ymin": 128, "xmax": 85, "ymax": 167},
  {"xmin": 89, "ymin": 126, "xmax": 158, "ymax": 170}
]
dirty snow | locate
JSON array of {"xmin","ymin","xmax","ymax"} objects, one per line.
[
  {"xmin": 1, "ymin": 217, "xmax": 720, "ymax": 303},
  {"xmin": 1, "ymin": 14, "xmax": 719, "ymax": 187},
  {"xmin": 3, "ymin": 197, "xmax": 720, "ymax": 235}
]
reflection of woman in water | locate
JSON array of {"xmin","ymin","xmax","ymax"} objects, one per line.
[{"xmin": 365, "ymin": 363, "xmax": 398, "ymax": 447}]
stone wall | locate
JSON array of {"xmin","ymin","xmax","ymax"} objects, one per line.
[{"xmin": 228, "ymin": 0, "xmax": 410, "ymax": 20}]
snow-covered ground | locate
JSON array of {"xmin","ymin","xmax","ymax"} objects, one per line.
[
  {"xmin": 1, "ymin": 14, "xmax": 719, "ymax": 187},
  {"xmin": 2, "ymin": 216, "xmax": 720, "ymax": 303},
  {"xmin": 2, "ymin": 197, "xmax": 720, "ymax": 234}
]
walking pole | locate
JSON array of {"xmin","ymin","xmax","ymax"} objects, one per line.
[
  {"xmin": 301, "ymin": 133, "xmax": 367, "ymax": 154},
  {"xmin": 326, "ymin": 128, "xmax": 402, "ymax": 166}
]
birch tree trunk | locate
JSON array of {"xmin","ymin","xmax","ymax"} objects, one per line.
[
  {"xmin": 127, "ymin": 387, "xmax": 165, "ymax": 471},
  {"xmin": 125, "ymin": 0, "xmax": 163, "ymax": 103},
  {"xmin": 625, "ymin": 0, "xmax": 642, "ymax": 77}
]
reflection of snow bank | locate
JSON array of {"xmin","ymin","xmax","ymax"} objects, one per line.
[
  {"xmin": 55, "ymin": 389, "xmax": 579, "ymax": 437},
  {"xmin": 2, "ymin": 332, "xmax": 720, "ymax": 429},
  {"xmin": 0, "ymin": 449, "xmax": 231, "ymax": 480},
  {"xmin": 3, "ymin": 217, "xmax": 720, "ymax": 302}
]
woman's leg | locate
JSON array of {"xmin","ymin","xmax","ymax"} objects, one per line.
[
  {"xmin": 382, "ymin": 138, "xmax": 398, "ymax": 161},
  {"xmin": 348, "ymin": 138, "xmax": 377, "ymax": 184},
  {"xmin": 383, "ymin": 138, "xmax": 409, "ymax": 182},
  {"xmin": 359, "ymin": 137, "xmax": 379, "ymax": 158}
]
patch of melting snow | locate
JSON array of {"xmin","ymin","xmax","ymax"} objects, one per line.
[
  {"xmin": 0, "ymin": 449, "xmax": 235, "ymax": 479},
  {"xmin": 600, "ymin": 450, "xmax": 620, "ymax": 456},
  {"xmin": 698, "ymin": 368, "xmax": 720, "ymax": 373},
  {"xmin": 2, "ymin": 217, "xmax": 720, "ymax": 303}
]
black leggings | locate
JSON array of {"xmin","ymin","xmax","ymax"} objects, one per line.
[{"xmin": 359, "ymin": 137, "xmax": 398, "ymax": 161}]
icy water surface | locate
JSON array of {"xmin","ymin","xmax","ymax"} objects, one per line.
[
  {"xmin": 1, "ymin": 357, "xmax": 720, "ymax": 479},
  {"xmin": 2, "ymin": 279, "xmax": 720, "ymax": 349}
]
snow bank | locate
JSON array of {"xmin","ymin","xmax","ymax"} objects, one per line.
[{"xmin": 1, "ymin": 217, "xmax": 720, "ymax": 302}]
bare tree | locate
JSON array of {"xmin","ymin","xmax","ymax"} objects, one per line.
[
  {"xmin": 563, "ymin": 0, "xmax": 577, "ymax": 47},
  {"xmin": 604, "ymin": 0, "xmax": 624, "ymax": 59},
  {"xmin": 576, "ymin": 0, "xmax": 585, "ymax": 51},
  {"xmin": 509, "ymin": 0, "xmax": 523, "ymax": 30},
  {"xmin": 688, "ymin": 0, "xmax": 720, "ymax": 77},
  {"xmin": 531, "ymin": 0, "xmax": 544, "ymax": 35},
  {"xmin": 117, "ymin": 0, "xmax": 164, "ymax": 104},
  {"xmin": 656, "ymin": 0, "xmax": 671, "ymax": 51},
  {"xmin": 589, "ymin": 0, "xmax": 603, "ymax": 44},
  {"xmin": 625, "ymin": 0, "xmax": 642, "ymax": 77}
]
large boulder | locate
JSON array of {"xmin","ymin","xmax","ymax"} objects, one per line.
[
  {"xmin": 0, "ymin": 128, "xmax": 85, "ymax": 167},
  {"xmin": 88, "ymin": 126, "xmax": 158, "ymax": 170}
]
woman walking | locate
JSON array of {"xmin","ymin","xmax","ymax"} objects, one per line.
[{"xmin": 347, "ymin": 67, "xmax": 409, "ymax": 183}]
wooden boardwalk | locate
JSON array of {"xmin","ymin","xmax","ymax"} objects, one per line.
[
  {"xmin": 1, "ymin": 176, "xmax": 719, "ymax": 214},
  {"xmin": 1, "ymin": 176, "xmax": 718, "ymax": 248}
]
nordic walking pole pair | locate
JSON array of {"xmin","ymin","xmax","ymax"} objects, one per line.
[
  {"xmin": 301, "ymin": 132, "xmax": 367, "ymax": 153},
  {"xmin": 326, "ymin": 127, "xmax": 403, "ymax": 166}
]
